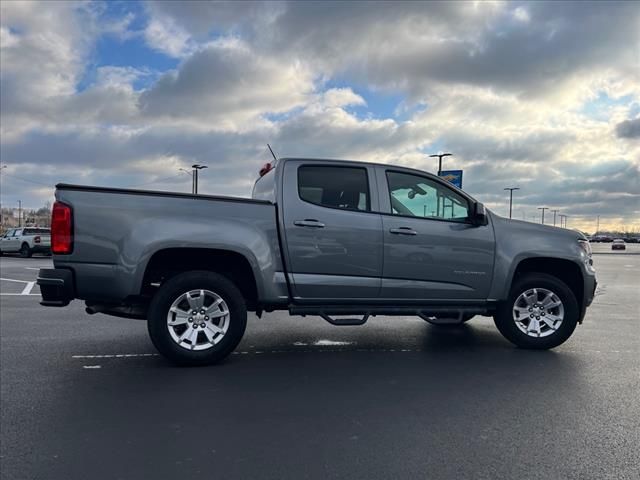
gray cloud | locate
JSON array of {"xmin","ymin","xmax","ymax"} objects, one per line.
[
  {"xmin": 139, "ymin": 40, "xmax": 312, "ymax": 124},
  {"xmin": 615, "ymin": 118, "xmax": 640, "ymax": 139}
]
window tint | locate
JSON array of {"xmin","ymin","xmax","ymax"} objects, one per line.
[
  {"xmin": 298, "ymin": 166, "xmax": 370, "ymax": 212},
  {"xmin": 24, "ymin": 228, "xmax": 35, "ymax": 235},
  {"xmin": 386, "ymin": 171, "xmax": 469, "ymax": 221}
]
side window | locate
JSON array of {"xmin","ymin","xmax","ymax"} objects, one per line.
[
  {"xmin": 386, "ymin": 171, "xmax": 469, "ymax": 221},
  {"xmin": 23, "ymin": 228, "xmax": 34, "ymax": 235},
  {"xmin": 298, "ymin": 166, "xmax": 370, "ymax": 212},
  {"xmin": 13, "ymin": 229, "xmax": 22, "ymax": 237}
]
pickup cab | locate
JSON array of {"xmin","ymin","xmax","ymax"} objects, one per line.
[{"xmin": 38, "ymin": 158, "xmax": 597, "ymax": 365}]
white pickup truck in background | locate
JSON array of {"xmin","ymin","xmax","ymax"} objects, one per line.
[{"xmin": 0, "ymin": 227, "xmax": 51, "ymax": 257}]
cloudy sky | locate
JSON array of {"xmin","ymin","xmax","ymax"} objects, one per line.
[{"xmin": 1, "ymin": 0, "xmax": 638, "ymax": 232}]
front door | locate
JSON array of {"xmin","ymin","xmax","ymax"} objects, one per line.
[
  {"xmin": 281, "ymin": 161, "xmax": 383, "ymax": 301},
  {"xmin": 379, "ymin": 168, "xmax": 495, "ymax": 301}
]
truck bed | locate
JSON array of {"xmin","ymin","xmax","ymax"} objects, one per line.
[{"xmin": 53, "ymin": 184, "xmax": 286, "ymax": 304}]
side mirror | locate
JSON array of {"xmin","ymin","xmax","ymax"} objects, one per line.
[{"xmin": 470, "ymin": 202, "xmax": 488, "ymax": 226}]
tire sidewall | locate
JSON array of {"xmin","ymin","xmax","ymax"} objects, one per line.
[
  {"xmin": 20, "ymin": 243, "xmax": 31, "ymax": 258},
  {"xmin": 148, "ymin": 271, "xmax": 247, "ymax": 366},
  {"xmin": 495, "ymin": 273, "xmax": 579, "ymax": 349}
]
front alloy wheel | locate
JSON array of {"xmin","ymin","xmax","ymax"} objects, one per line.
[
  {"xmin": 494, "ymin": 273, "xmax": 579, "ymax": 350},
  {"xmin": 512, "ymin": 288, "xmax": 564, "ymax": 338}
]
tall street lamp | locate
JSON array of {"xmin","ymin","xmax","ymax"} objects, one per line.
[
  {"xmin": 538, "ymin": 207, "xmax": 549, "ymax": 225},
  {"xmin": 551, "ymin": 209, "xmax": 560, "ymax": 227},
  {"xmin": 179, "ymin": 168, "xmax": 193, "ymax": 193},
  {"xmin": 191, "ymin": 164, "xmax": 208, "ymax": 194},
  {"xmin": 504, "ymin": 187, "xmax": 520, "ymax": 219},
  {"xmin": 559, "ymin": 214, "xmax": 567, "ymax": 228},
  {"xmin": 429, "ymin": 152, "xmax": 452, "ymax": 176}
]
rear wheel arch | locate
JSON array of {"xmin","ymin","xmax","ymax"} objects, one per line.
[{"xmin": 141, "ymin": 248, "xmax": 259, "ymax": 310}]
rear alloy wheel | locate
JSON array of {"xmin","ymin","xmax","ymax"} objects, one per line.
[
  {"xmin": 19, "ymin": 243, "xmax": 32, "ymax": 258},
  {"xmin": 148, "ymin": 271, "xmax": 247, "ymax": 366},
  {"xmin": 494, "ymin": 273, "xmax": 579, "ymax": 349}
]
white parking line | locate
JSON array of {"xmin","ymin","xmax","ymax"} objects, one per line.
[
  {"xmin": 0, "ymin": 293, "xmax": 40, "ymax": 296},
  {"xmin": 72, "ymin": 353, "xmax": 160, "ymax": 359},
  {"xmin": 21, "ymin": 281, "xmax": 35, "ymax": 295},
  {"xmin": 0, "ymin": 277, "xmax": 38, "ymax": 296},
  {"xmin": 71, "ymin": 347, "xmax": 637, "ymax": 361}
]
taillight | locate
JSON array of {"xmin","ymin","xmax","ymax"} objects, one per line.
[
  {"xmin": 51, "ymin": 201, "xmax": 73, "ymax": 254},
  {"xmin": 34, "ymin": 236, "xmax": 41, "ymax": 244}
]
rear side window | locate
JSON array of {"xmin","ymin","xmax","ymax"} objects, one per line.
[
  {"xmin": 298, "ymin": 166, "xmax": 370, "ymax": 212},
  {"xmin": 23, "ymin": 228, "xmax": 35, "ymax": 235}
]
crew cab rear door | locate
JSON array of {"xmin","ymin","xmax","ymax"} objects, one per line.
[
  {"xmin": 280, "ymin": 160, "xmax": 383, "ymax": 301},
  {"xmin": 377, "ymin": 167, "xmax": 495, "ymax": 300}
]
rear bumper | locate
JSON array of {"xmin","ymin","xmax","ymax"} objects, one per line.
[
  {"xmin": 31, "ymin": 245, "xmax": 51, "ymax": 254},
  {"xmin": 37, "ymin": 268, "xmax": 75, "ymax": 307}
]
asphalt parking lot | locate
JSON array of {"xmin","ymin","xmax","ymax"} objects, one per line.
[{"xmin": 1, "ymin": 252, "xmax": 639, "ymax": 480}]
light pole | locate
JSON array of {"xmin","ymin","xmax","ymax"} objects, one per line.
[
  {"xmin": 191, "ymin": 164, "xmax": 207, "ymax": 194},
  {"xmin": 559, "ymin": 214, "xmax": 567, "ymax": 228},
  {"xmin": 538, "ymin": 207, "xmax": 549, "ymax": 225},
  {"xmin": 596, "ymin": 215, "xmax": 600, "ymax": 234},
  {"xmin": 429, "ymin": 153, "xmax": 452, "ymax": 217},
  {"xmin": 179, "ymin": 168, "xmax": 194, "ymax": 193},
  {"xmin": 551, "ymin": 209, "xmax": 560, "ymax": 227},
  {"xmin": 18, "ymin": 200, "xmax": 22, "ymax": 227},
  {"xmin": 0, "ymin": 165, "xmax": 6, "ymax": 227},
  {"xmin": 504, "ymin": 187, "xmax": 520, "ymax": 219},
  {"xmin": 429, "ymin": 152, "xmax": 452, "ymax": 176}
]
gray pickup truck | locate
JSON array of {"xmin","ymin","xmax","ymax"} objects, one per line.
[{"xmin": 38, "ymin": 158, "xmax": 596, "ymax": 365}]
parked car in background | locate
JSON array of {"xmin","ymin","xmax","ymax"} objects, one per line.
[
  {"xmin": 0, "ymin": 227, "xmax": 51, "ymax": 257},
  {"xmin": 612, "ymin": 239, "xmax": 626, "ymax": 250}
]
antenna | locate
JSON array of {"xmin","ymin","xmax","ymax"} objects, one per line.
[{"xmin": 267, "ymin": 144, "xmax": 278, "ymax": 162}]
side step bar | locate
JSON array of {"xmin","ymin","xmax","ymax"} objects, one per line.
[
  {"xmin": 290, "ymin": 305, "xmax": 491, "ymax": 327},
  {"xmin": 320, "ymin": 313, "xmax": 370, "ymax": 326}
]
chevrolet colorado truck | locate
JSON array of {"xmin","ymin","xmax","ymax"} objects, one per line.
[{"xmin": 37, "ymin": 158, "xmax": 597, "ymax": 365}]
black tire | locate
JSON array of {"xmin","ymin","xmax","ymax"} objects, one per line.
[
  {"xmin": 147, "ymin": 271, "xmax": 247, "ymax": 366},
  {"xmin": 19, "ymin": 243, "xmax": 32, "ymax": 258},
  {"xmin": 494, "ymin": 273, "xmax": 579, "ymax": 349}
]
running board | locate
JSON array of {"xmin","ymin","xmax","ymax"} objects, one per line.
[{"xmin": 289, "ymin": 305, "xmax": 489, "ymax": 326}]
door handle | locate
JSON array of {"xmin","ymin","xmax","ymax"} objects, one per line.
[
  {"xmin": 294, "ymin": 219, "xmax": 325, "ymax": 228},
  {"xmin": 389, "ymin": 227, "xmax": 417, "ymax": 236}
]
